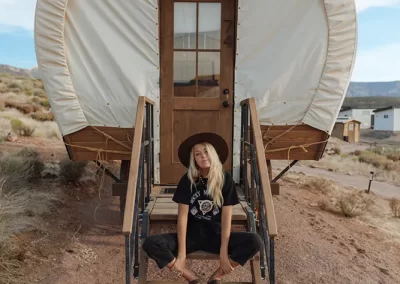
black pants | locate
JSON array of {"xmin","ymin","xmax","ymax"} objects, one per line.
[{"xmin": 142, "ymin": 231, "xmax": 263, "ymax": 269}]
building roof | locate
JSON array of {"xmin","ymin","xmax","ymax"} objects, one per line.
[
  {"xmin": 335, "ymin": 117, "xmax": 361, "ymax": 124},
  {"xmin": 373, "ymin": 106, "xmax": 400, "ymax": 113},
  {"xmin": 340, "ymin": 106, "xmax": 375, "ymax": 111}
]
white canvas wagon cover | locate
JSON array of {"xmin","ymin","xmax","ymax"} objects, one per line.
[{"xmin": 34, "ymin": 0, "xmax": 357, "ymax": 137}]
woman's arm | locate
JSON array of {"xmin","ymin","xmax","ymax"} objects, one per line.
[
  {"xmin": 177, "ymin": 203, "xmax": 189, "ymax": 258},
  {"xmin": 220, "ymin": 205, "xmax": 233, "ymax": 254}
]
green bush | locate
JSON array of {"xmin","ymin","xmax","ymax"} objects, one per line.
[{"xmin": 10, "ymin": 119, "xmax": 35, "ymax": 137}]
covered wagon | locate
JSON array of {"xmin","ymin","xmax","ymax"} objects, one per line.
[{"xmin": 34, "ymin": 0, "xmax": 357, "ymax": 283}]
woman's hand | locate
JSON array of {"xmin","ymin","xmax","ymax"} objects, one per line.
[
  {"xmin": 172, "ymin": 255, "xmax": 186, "ymax": 276},
  {"xmin": 220, "ymin": 252, "xmax": 234, "ymax": 275}
]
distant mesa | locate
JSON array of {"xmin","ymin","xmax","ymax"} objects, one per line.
[
  {"xmin": 0, "ymin": 63, "xmax": 399, "ymax": 98},
  {"xmin": 0, "ymin": 64, "xmax": 41, "ymax": 79}
]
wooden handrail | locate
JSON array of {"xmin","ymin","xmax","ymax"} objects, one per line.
[
  {"xmin": 143, "ymin": 96, "xmax": 155, "ymax": 105},
  {"xmin": 247, "ymin": 98, "xmax": 278, "ymax": 237},
  {"xmin": 122, "ymin": 96, "xmax": 153, "ymax": 234}
]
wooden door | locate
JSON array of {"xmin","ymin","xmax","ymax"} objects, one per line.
[{"xmin": 159, "ymin": 0, "xmax": 236, "ymax": 184}]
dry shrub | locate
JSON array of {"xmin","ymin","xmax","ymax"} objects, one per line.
[
  {"xmin": 59, "ymin": 159, "xmax": 88, "ymax": 184},
  {"xmin": 337, "ymin": 191, "xmax": 374, "ymax": 217},
  {"xmin": 331, "ymin": 146, "xmax": 341, "ymax": 155},
  {"xmin": 0, "ymin": 82, "xmax": 6, "ymax": 93},
  {"xmin": 40, "ymin": 98, "xmax": 50, "ymax": 108},
  {"xmin": 386, "ymin": 153, "xmax": 400, "ymax": 162},
  {"xmin": 300, "ymin": 176, "xmax": 374, "ymax": 218},
  {"xmin": 0, "ymin": 99, "xmax": 4, "ymax": 111},
  {"xmin": 358, "ymin": 150, "xmax": 388, "ymax": 168},
  {"xmin": 30, "ymin": 111, "xmax": 54, "ymax": 122},
  {"xmin": 16, "ymin": 147, "xmax": 40, "ymax": 158},
  {"xmin": 0, "ymin": 152, "xmax": 44, "ymax": 182},
  {"xmin": 4, "ymin": 100, "xmax": 41, "ymax": 114},
  {"xmin": 11, "ymin": 118, "xmax": 35, "ymax": 137},
  {"xmin": 302, "ymin": 176, "xmax": 335, "ymax": 194},
  {"xmin": 7, "ymin": 81, "xmax": 24, "ymax": 90},
  {"xmin": 389, "ymin": 198, "xmax": 400, "ymax": 218},
  {"xmin": 32, "ymin": 88, "xmax": 46, "ymax": 98}
]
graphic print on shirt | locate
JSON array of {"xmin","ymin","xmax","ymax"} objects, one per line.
[
  {"xmin": 189, "ymin": 186, "xmax": 220, "ymax": 221},
  {"xmin": 198, "ymin": 200, "xmax": 213, "ymax": 215}
]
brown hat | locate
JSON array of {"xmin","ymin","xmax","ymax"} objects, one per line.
[{"xmin": 178, "ymin": 132, "xmax": 229, "ymax": 168}]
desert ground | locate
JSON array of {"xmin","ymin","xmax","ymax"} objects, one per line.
[{"xmin": 1, "ymin": 73, "xmax": 400, "ymax": 284}]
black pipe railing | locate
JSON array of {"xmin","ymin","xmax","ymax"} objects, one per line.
[
  {"xmin": 124, "ymin": 99, "xmax": 154, "ymax": 284},
  {"xmin": 239, "ymin": 101, "xmax": 275, "ymax": 284}
]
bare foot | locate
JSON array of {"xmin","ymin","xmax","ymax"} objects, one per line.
[{"xmin": 167, "ymin": 258, "xmax": 198, "ymax": 282}]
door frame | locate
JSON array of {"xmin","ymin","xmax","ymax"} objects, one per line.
[{"xmin": 158, "ymin": 0, "xmax": 238, "ymax": 184}]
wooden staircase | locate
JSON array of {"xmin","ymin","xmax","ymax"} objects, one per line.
[{"xmin": 119, "ymin": 97, "xmax": 277, "ymax": 284}]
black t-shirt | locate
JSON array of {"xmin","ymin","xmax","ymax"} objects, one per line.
[{"xmin": 172, "ymin": 172, "xmax": 239, "ymax": 237}]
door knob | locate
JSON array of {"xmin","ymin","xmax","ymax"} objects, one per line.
[
  {"xmin": 223, "ymin": 89, "xmax": 229, "ymax": 95},
  {"xmin": 223, "ymin": 100, "xmax": 229, "ymax": 108}
]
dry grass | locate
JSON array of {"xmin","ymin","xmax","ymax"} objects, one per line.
[
  {"xmin": 30, "ymin": 111, "xmax": 54, "ymax": 122},
  {"xmin": 0, "ymin": 150, "xmax": 60, "ymax": 283},
  {"xmin": 298, "ymin": 176, "xmax": 374, "ymax": 218},
  {"xmin": 302, "ymin": 147, "xmax": 400, "ymax": 186},
  {"xmin": 0, "ymin": 108, "xmax": 61, "ymax": 140},
  {"xmin": 4, "ymin": 100, "xmax": 42, "ymax": 114},
  {"xmin": 0, "ymin": 149, "xmax": 45, "ymax": 182},
  {"xmin": 389, "ymin": 198, "xmax": 400, "ymax": 218}
]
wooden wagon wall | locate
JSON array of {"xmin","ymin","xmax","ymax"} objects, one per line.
[
  {"xmin": 63, "ymin": 124, "xmax": 328, "ymax": 162},
  {"xmin": 260, "ymin": 124, "xmax": 329, "ymax": 161},
  {"xmin": 63, "ymin": 126, "xmax": 134, "ymax": 161}
]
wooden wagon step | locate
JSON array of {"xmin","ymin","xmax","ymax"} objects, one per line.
[
  {"xmin": 149, "ymin": 198, "xmax": 248, "ymax": 222},
  {"xmin": 146, "ymin": 281, "xmax": 253, "ymax": 284},
  {"xmin": 187, "ymin": 250, "xmax": 259, "ymax": 261}
]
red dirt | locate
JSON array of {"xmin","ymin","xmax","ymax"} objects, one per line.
[{"xmin": 1, "ymin": 138, "xmax": 400, "ymax": 284}]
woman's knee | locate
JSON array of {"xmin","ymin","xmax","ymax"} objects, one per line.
[
  {"xmin": 142, "ymin": 233, "xmax": 176, "ymax": 254},
  {"xmin": 141, "ymin": 236, "xmax": 154, "ymax": 253},
  {"xmin": 248, "ymin": 232, "xmax": 263, "ymax": 252}
]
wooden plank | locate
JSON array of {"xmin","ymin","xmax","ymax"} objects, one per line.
[
  {"xmin": 67, "ymin": 127, "xmax": 134, "ymax": 143},
  {"xmin": 260, "ymin": 124, "xmax": 323, "ymax": 131},
  {"xmin": 186, "ymin": 250, "xmax": 258, "ymax": 261},
  {"xmin": 123, "ymin": 96, "xmax": 146, "ymax": 234},
  {"xmin": 265, "ymin": 151, "xmax": 324, "ymax": 160},
  {"xmin": 173, "ymin": 97, "xmax": 220, "ymax": 110},
  {"xmin": 264, "ymin": 142, "xmax": 322, "ymax": 153},
  {"xmin": 251, "ymin": 259, "xmax": 262, "ymax": 284},
  {"xmin": 261, "ymin": 130, "xmax": 326, "ymax": 141},
  {"xmin": 73, "ymin": 152, "xmax": 131, "ymax": 161},
  {"xmin": 147, "ymin": 282, "xmax": 252, "ymax": 284},
  {"xmin": 155, "ymin": 197, "xmax": 175, "ymax": 203},
  {"xmin": 152, "ymin": 202, "xmax": 247, "ymax": 213},
  {"xmin": 70, "ymin": 141, "xmax": 132, "ymax": 153},
  {"xmin": 248, "ymin": 98, "xmax": 277, "ymax": 237},
  {"xmin": 150, "ymin": 208, "xmax": 247, "ymax": 221}
]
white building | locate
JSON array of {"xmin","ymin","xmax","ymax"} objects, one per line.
[
  {"xmin": 339, "ymin": 107, "xmax": 375, "ymax": 129},
  {"xmin": 373, "ymin": 107, "xmax": 400, "ymax": 132}
]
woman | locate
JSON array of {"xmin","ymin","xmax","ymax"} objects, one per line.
[{"xmin": 142, "ymin": 132, "xmax": 263, "ymax": 284}]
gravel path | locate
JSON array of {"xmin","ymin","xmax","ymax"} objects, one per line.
[{"xmin": 273, "ymin": 161, "xmax": 400, "ymax": 199}]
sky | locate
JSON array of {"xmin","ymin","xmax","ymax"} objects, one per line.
[{"xmin": 0, "ymin": 0, "xmax": 399, "ymax": 82}]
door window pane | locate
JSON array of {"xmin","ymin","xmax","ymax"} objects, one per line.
[
  {"xmin": 174, "ymin": 51, "xmax": 196, "ymax": 97},
  {"xmin": 198, "ymin": 3, "xmax": 221, "ymax": 49},
  {"xmin": 197, "ymin": 52, "xmax": 220, "ymax": 98},
  {"xmin": 174, "ymin": 3, "xmax": 197, "ymax": 49}
]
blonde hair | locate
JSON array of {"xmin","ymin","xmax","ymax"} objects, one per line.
[{"xmin": 187, "ymin": 142, "xmax": 225, "ymax": 207}]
